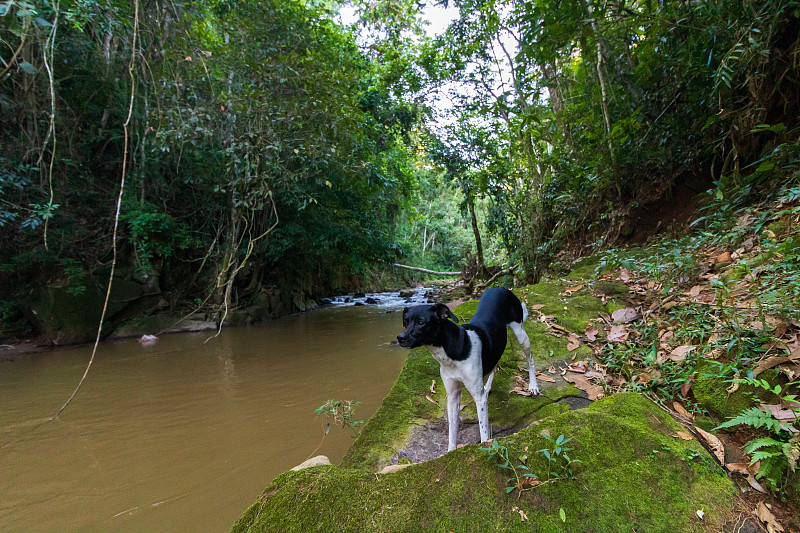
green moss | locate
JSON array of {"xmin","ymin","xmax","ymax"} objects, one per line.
[
  {"xmin": 515, "ymin": 282, "xmax": 608, "ymax": 334},
  {"xmin": 594, "ymin": 281, "xmax": 630, "ymax": 296},
  {"xmin": 766, "ymin": 220, "xmax": 788, "ymax": 237},
  {"xmin": 693, "ymin": 363, "xmax": 780, "ymax": 420},
  {"xmin": 565, "ymin": 255, "xmax": 603, "ymax": 280},
  {"xmin": 231, "ymin": 394, "xmax": 735, "ymax": 533}
]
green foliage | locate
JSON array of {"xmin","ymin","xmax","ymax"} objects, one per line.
[
  {"xmin": 715, "ymin": 378, "xmax": 800, "ymax": 491},
  {"xmin": 121, "ymin": 202, "xmax": 193, "ymax": 273},
  {"xmin": 60, "ymin": 258, "xmax": 86, "ymax": 296},
  {"xmin": 481, "ymin": 437, "xmax": 538, "ymax": 495},
  {"xmin": 537, "ymin": 433, "xmax": 581, "ymax": 481},
  {"xmin": 716, "ymin": 406, "xmax": 786, "ymax": 433},
  {"xmin": 0, "ymin": 0, "xmax": 427, "ymax": 327},
  {"xmin": 315, "ymin": 399, "xmax": 363, "ymax": 436},
  {"xmin": 415, "ymin": 0, "xmax": 800, "ymax": 277}
]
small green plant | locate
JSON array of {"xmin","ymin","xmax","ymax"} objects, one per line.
[
  {"xmin": 481, "ymin": 438, "xmax": 538, "ymax": 495},
  {"xmin": 60, "ymin": 258, "xmax": 87, "ymax": 296},
  {"xmin": 715, "ymin": 378, "xmax": 800, "ymax": 491},
  {"xmin": 537, "ymin": 434, "xmax": 581, "ymax": 481},
  {"xmin": 315, "ymin": 399, "xmax": 363, "ymax": 436}
]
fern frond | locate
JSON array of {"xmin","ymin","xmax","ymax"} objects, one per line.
[
  {"xmin": 715, "ymin": 406, "xmax": 783, "ymax": 433},
  {"xmin": 750, "ymin": 450, "xmax": 781, "ymax": 463},
  {"xmin": 743, "ymin": 436, "xmax": 783, "ymax": 454}
]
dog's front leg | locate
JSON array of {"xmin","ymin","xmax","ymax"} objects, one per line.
[
  {"xmin": 442, "ymin": 375, "xmax": 463, "ymax": 452},
  {"xmin": 465, "ymin": 379, "xmax": 491, "ymax": 444}
]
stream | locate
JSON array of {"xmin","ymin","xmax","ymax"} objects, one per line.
[{"xmin": 0, "ymin": 288, "xmax": 431, "ymax": 532}]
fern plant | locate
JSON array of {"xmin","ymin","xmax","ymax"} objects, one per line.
[{"xmin": 715, "ymin": 378, "xmax": 800, "ymax": 491}]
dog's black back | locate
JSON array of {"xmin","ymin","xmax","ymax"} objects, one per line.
[
  {"xmin": 465, "ymin": 287, "xmax": 524, "ymax": 375},
  {"xmin": 397, "ymin": 287, "xmax": 525, "ymax": 376}
]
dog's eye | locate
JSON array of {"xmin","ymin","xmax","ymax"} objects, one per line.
[{"xmin": 416, "ymin": 318, "xmax": 425, "ymax": 325}]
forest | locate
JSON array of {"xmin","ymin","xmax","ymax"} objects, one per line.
[{"xmin": 1, "ymin": 0, "xmax": 799, "ymax": 344}]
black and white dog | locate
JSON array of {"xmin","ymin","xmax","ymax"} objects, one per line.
[{"xmin": 397, "ymin": 287, "xmax": 539, "ymax": 451}]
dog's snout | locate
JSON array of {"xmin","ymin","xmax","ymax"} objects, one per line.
[{"xmin": 397, "ymin": 333, "xmax": 406, "ymax": 343}]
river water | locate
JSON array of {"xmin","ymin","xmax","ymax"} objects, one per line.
[{"xmin": 0, "ymin": 289, "xmax": 429, "ymax": 532}]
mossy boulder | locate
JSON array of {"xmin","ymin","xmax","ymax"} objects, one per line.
[
  {"xmin": 24, "ymin": 278, "xmax": 143, "ymax": 344},
  {"xmin": 693, "ymin": 363, "xmax": 781, "ymax": 420},
  {"xmin": 231, "ymin": 393, "xmax": 736, "ymax": 533}
]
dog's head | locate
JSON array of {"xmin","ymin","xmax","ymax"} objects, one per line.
[{"xmin": 396, "ymin": 303, "xmax": 459, "ymax": 348}]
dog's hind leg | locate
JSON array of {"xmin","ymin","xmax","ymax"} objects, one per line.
[
  {"xmin": 483, "ymin": 367, "xmax": 497, "ymax": 395},
  {"xmin": 442, "ymin": 375, "xmax": 463, "ymax": 452},
  {"xmin": 510, "ymin": 321, "xmax": 539, "ymax": 395}
]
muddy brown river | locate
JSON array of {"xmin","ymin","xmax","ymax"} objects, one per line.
[{"xmin": 0, "ymin": 291, "xmax": 424, "ymax": 532}]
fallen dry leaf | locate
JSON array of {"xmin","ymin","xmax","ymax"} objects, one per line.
[
  {"xmin": 585, "ymin": 323, "xmax": 599, "ymax": 342},
  {"xmin": 530, "ymin": 304, "xmax": 545, "ymax": 311},
  {"xmin": 425, "ymin": 394, "xmax": 439, "ymax": 406},
  {"xmin": 753, "ymin": 348, "xmax": 800, "ymax": 377},
  {"xmin": 680, "ymin": 380, "xmax": 692, "ymax": 398},
  {"xmin": 567, "ymin": 360, "xmax": 588, "ymax": 373},
  {"xmin": 564, "ymin": 283, "xmax": 584, "ymax": 294},
  {"xmin": 673, "ymin": 431, "xmax": 693, "ymax": 440},
  {"xmin": 430, "ymin": 380, "xmax": 436, "ymax": 394},
  {"xmin": 715, "ymin": 251, "xmax": 732, "ymax": 263},
  {"xmin": 746, "ymin": 474, "xmax": 766, "ymax": 493},
  {"xmin": 673, "ymin": 402, "xmax": 694, "ymax": 419},
  {"xmin": 695, "ymin": 427, "xmax": 725, "ymax": 464},
  {"xmin": 564, "ymin": 373, "xmax": 604, "ymax": 400},
  {"xmin": 536, "ymin": 373, "xmax": 556, "ymax": 383},
  {"xmin": 608, "ymin": 324, "xmax": 629, "ymax": 342},
  {"xmin": 566, "ymin": 336, "xmax": 582, "ymax": 352},
  {"xmin": 755, "ymin": 502, "xmax": 785, "ymax": 533},
  {"xmin": 611, "ymin": 307, "xmax": 639, "ymax": 324},
  {"xmin": 668, "ymin": 345, "xmax": 696, "ymax": 363},
  {"xmin": 619, "ymin": 268, "xmax": 631, "ymax": 282},
  {"xmin": 760, "ymin": 403, "xmax": 799, "ymax": 421},
  {"xmin": 510, "ymin": 386, "xmax": 534, "ymax": 397},
  {"xmin": 688, "ymin": 285, "xmax": 703, "ymax": 298}
]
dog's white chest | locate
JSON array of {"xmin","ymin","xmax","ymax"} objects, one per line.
[{"xmin": 426, "ymin": 330, "xmax": 483, "ymax": 384}]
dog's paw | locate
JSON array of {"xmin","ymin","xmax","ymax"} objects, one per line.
[{"xmin": 528, "ymin": 385, "xmax": 541, "ymax": 396}]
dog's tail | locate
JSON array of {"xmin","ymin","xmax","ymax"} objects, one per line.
[{"xmin": 521, "ymin": 301, "xmax": 529, "ymax": 324}]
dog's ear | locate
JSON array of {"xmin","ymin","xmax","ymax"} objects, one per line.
[
  {"xmin": 402, "ymin": 307, "xmax": 409, "ymax": 326},
  {"xmin": 432, "ymin": 303, "xmax": 459, "ymax": 323}
]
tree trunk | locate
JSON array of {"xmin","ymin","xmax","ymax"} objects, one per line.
[
  {"xmin": 466, "ymin": 192, "xmax": 487, "ymax": 278},
  {"xmin": 586, "ymin": 1, "xmax": 621, "ymax": 197}
]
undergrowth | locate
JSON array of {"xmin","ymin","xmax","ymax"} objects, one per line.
[{"xmin": 589, "ymin": 174, "xmax": 800, "ymax": 496}]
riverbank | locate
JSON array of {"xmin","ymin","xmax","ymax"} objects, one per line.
[
  {"xmin": 0, "ymin": 278, "xmax": 469, "ymax": 362},
  {"xmin": 0, "ymin": 272, "xmax": 465, "ymax": 361}
]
